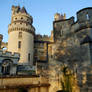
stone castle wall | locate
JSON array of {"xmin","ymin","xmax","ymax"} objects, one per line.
[
  {"xmin": 0, "ymin": 76, "xmax": 50, "ymax": 92},
  {"xmin": 1, "ymin": 6, "xmax": 92, "ymax": 92}
]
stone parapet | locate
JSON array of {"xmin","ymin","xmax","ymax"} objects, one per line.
[
  {"xmin": 0, "ymin": 76, "xmax": 50, "ymax": 92},
  {"xmin": 0, "ymin": 50, "xmax": 20, "ymax": 58},
  {"xmin": 0, "ymin": 76, "xmax": 50, "ymax": 88},
  {"xmin": 0, "ymin": 50, "xmax": 20, "ymax": 64},
  {"xmin": 35, "ymin": 34, "xmax": 50, "ymax": 42}
]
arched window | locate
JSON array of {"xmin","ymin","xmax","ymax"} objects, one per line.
[
  {"xmin": 2, "ymin": 47, "xmax": 7, "ymax": 51},
  {"xmin": 2, "ymin": 59, "xmax": 13, "ymax": 75}
]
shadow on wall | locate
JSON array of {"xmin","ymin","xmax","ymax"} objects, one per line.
[
  {"xmin": 57, "ymin": 90, "xmax": 69, "ymax": 92},
  {"xmin": 57, "ymin": 90, "xmax": 63, "ymax": 92},
  {"xmin": 18, "ymin": 87, "xmax": 28, "ymax": 92}
]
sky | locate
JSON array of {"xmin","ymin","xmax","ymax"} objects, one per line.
[{"xmin": 0, "ymin": 0, "xmax": 92, "ymax": 42}]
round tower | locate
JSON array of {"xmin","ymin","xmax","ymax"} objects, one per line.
[{"xmin": 8, "ymin": 6, "xmax": 35, "ymax": 65}]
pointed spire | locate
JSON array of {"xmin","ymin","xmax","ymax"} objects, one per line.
[{"xmin": 20, "ymin": 6, "xmax": 27, "ymax": 14}]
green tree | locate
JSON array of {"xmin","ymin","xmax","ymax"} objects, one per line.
[{"xmin": 61, "ymin": 66, "xmax": 73, "ymax": 92}]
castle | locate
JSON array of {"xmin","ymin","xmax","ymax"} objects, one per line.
[{"xmin": 0, "ymin": 5, "xmax": 92, "ymax": 92}]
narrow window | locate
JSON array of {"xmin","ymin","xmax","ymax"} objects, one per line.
[
  {"xmin": 61, "ymin": 30, "xmax": 63, "ymax": 36},
  {"xmin": 20, "ymin": 23, "xmax": 22, "ymax": 25},
  {"xmin": 28, "ymin": 53, "xmax": 30, "ymax": 62},
  {"xmin": 15, "ymin": 18, "xmax": 17, "ymax": 20},
  {"xmin": 18, "ymin": 41, "xmax": 21, "ymax": 49},
  {"xmin": 86, "ymin": 13, "xmax": 89, "ymax": 20},
  {"xmin": 26, "ymin": 23, "xmax": 28, "ymax": 26},
  {"xmin": 18, "ymin": 32, "xmax": 22, "ymax": 38}
]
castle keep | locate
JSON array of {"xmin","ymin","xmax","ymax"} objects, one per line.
[
  {"xmin": 8, "ymin": 6, "xmax": 35, "ymax": 65},
  {"xmin": 0, "ymin": 5, "xmax": 92, "ymax": 92}
]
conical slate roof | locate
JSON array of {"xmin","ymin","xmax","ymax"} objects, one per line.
[{"xmin": 20, "ymin": 7, "xmax": 27, "ymax": 14}]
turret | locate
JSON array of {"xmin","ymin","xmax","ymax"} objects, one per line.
[
  {"xmin": 54, "ymin": 13, "xmax": 66, "ymax": 21},
  {"xmin": 8, "ymin": 6, "xmax": 35, "ymax": 65},
  {"xmin": 77, "ymin": 7, "xmax": 92, "ymax": 23}
]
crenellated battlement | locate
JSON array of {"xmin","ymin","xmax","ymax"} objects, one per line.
[
  {"xmin": 36, "ymin": 34, "xmax": 50, "ymax": 38},
  {"xmin": 12, "ymin": 5, "xmax": 27, "ymax": 15},
  {"xmin": 54, "ymin": 13, "xmax": 66, "ymax": 21},
  {"xmin": 53, "ymin": 7, "xmax": 92, "ymax": 41},
  {"xmin": 11, "ymin": 5, "xmax": 33, "ymax": 26},
  {"xmin": 8, "ymin": 26, "xmax": 35, "ymax": 35},
  {"xmin": 8, "ymin": 5, "xmax": 35, "ymax": 36},
  {"xmin": 0, "ymin": 50, "xmax": 20, "ymax": 58},
  {"xmin": 35, "ymin": 34, "xmax": 51, "ymax": 42}
]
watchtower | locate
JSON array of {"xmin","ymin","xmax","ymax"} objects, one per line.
[{"xmin": 8, "ymin": 6, "xmax": 35, "ymax": 65}]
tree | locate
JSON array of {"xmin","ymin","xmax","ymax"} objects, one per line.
[{"xmin": 60, "ymin": 66, "xmax": 74, "ymax": 92}]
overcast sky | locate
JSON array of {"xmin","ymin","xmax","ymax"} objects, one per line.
[{"xmin": 0, "ymin": 0, "xmax": 92, "ymax": 42}]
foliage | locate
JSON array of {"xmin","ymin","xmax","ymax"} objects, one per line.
[{"xmin": 61, "ymin": 66, "xmax": 75, "ymax": 92}]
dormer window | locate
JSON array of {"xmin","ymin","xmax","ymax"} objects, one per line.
[{"xmin": 86, "ymin": 13, "xmax": 89, "ymax": 20}]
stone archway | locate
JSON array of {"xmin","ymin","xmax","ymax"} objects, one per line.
[{"xmin": 1, "ymin": 59, "xmax": 13, "ymax": 75}]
